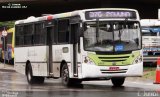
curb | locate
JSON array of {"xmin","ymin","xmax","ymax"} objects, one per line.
[
  {"xmin": 0, "ymin": 68, "xmax": 15, "ymax": 72},
  {"xmin": 0, "ymin": 63, "xmax": 15, "ymax": 72}
]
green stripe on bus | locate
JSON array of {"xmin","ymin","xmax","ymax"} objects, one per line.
[{"xmin": 88, "ymin": 51, "xmax": 140, "ymax": 66}]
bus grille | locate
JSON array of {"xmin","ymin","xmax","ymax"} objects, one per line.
[
  {"xmin": 98, "ymin": 56, "xmax": 130, "ymax": 62},
  {"xmin": 100, "ymin": 69, "xmax": 127, "ymax": 73}
]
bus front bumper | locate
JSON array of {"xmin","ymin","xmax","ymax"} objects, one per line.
[{"xmin": 80, "ymin": 63, "xmax": 143, "ymax": 79}]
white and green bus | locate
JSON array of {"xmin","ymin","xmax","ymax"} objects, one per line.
[{"xmin": 14, "ymin": 8, "xmax": 143, "ymax": 86}]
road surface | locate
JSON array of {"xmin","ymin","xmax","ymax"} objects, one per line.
[{"xmin": 0, "ymin": 69, "xmax": 160, "ymax": 97}]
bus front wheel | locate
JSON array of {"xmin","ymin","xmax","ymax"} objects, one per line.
[
  {"xmin": 61, "ymin": 64, "xmax": 82, "ymax": 86},
  {"xmin": 111, "ymin": 77, "xmax": 125, "ymax": 87},
  {"xmin": 26, "ymin": 64, "xmax": 44, "ymax": 84}
]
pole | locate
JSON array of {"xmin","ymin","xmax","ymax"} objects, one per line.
[
  {"xmin": 3, "ymin": 27, "xmax": 6, "ymax": 68},
  {"xmin": 2, "ymin": 27, "xmax": 7, "ymax": 68},
  {"xmin": 158, "ymin": 9, "xmax": 160, "ymax": 20},
  {"xmin": 4, "ymin": 36, "xmax": 5, "ymax": 68}
]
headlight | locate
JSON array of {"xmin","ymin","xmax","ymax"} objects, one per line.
[
  {"xmin": 133, "ymin": 55, "xmax": 143, "ymax": 64},
  {"xmin": 83, "ymin": 56, "xmax": 95, "ymax": 65}
]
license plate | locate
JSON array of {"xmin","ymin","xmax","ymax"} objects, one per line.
[{"xmin": 109, "ymin": 67, "xmax": 120, "ymax": 71}]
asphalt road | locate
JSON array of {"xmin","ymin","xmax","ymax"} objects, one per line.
[{"xmin": 0, "ymin": 69, "xmax": 160, "ymax": 97}]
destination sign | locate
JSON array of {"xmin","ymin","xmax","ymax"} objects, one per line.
[{"xmin": 85, "ymin": 10, "xmax": 137, "ymax": 20}]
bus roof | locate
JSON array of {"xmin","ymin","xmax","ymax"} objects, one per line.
[{"xmin": 15, "ymin": 8, "xmax": 139, "ymax": 25}]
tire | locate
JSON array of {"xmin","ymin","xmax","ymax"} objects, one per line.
[
  {"xmin": 61, "ymin": 64, "xmax": 72, "ymax": 86},
  {"xmin": 111, "ymin": 77, "xmax": 125, "ymax": 87},
  {"xmin": 26, "ymin": 63, "xmax": 45, "ymax": 84},
  {"xmin": 72, "ymin": 79, "xmax": 82, "ymax": 84},
  {"xmin": 61, "ymin": 64, "xmax": 82, "ymax": 86},
  {"xmin": 34, "ymin": 77, "xmax": 45, "ymax": 84}
]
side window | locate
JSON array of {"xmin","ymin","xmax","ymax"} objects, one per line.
[
  {"xmin": 34, "ymin": 23, "xmax": 46, "ymax": 45},
  {"xmin": 23, "ymin": 24, "xmax": 34, "ymax": 45},
  {"xmin": 15, "ymin": 26, "xmax": 24, "ymax": 46},
  {"xmin": 58, "ymin": 19, "xmax": 69, "ymax": 43}
]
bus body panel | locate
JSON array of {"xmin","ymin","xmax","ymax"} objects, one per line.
[
  {"xmin": 15, "ymin": 46, "xmax": 48, "ymax": 76},
  {"xmin": 15, "ymin": 47, "xmax": 34, "ymax": 62},
  {"xmin": 14, "ymin": 63, "xmax": 26, "ymax": 75},
  {"xmin": 31, "ymin": 63, "xmax": 48, "ymax": 76},
  {"xmin": 79, "ymin": 49, "xmax": 143, "ymax": 79},
  {"xmin": 52, "ymin": 44, "xmax": 73, "ymax": 77},
  {"xmin": 33, "ymin": 46, "xmax": 48, "ymax": 76},
  {"xmin": 52, "ymin": 44, "xmax": 81, "ymax": 78}
]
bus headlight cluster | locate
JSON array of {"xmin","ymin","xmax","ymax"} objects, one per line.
[
  {"xmin": 133, "ymin": 56, "xmax": 142, "ymax": 64},
  {"xmin": 83, "ymin": 56, "xmax": 95, "ymax": 65}
]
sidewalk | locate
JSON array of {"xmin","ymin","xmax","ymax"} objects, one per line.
[{"xmin": 0, "ymin": 63, "xmax": 15, "ymax": 71}]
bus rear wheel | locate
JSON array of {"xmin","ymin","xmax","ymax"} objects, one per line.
[
  {"xmin": 111, "ymin": 77, "xmax": 125, "ymax": 87},
  {"xmin": 61, "ymin": 64, "xmax": 72, "ymax": 86},
  {"xmin": 26, "ymin": 64, "xmax": 44, "ymax": 84}
]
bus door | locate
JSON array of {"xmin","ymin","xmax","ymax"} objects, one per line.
[
  {"xmin": 70, "ymin": 22, "xmax": 81, "ymax": 77},
  {"xmin": 46, "ymin": 27, "xmax": 54, "ymax": 75},
  {"xmin": 45, "ymin": 21, "xmax": 54, "ymax": 76}
]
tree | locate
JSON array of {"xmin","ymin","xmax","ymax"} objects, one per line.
[{"xmin": 0, "ymin": 21, "xmax": 15, "ymax": 30}]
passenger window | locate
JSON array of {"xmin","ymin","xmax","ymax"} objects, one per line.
[
  {"xmin": 34, "ymin": 23, "xmax": 46, "ymax": 45},
  {"xmin": 15, "ymin": 26, "xmax": 24, "ymax": 46},
  {"xmin": 58, "ymin": 19, "xmax": 69, "ymax": 43}
]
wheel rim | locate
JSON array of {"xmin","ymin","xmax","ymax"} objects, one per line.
[{"xmin": 62, "ymin": 66, "xmax": 69, "ymax": 84}]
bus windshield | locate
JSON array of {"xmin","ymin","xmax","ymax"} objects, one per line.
[
  {"xmin": 141, "ymin": 26, "xmax": 160, "ymax": 36},
  {"xmin": 84, "ymin": 21, "xmax": 141, "ymax": 52}
]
